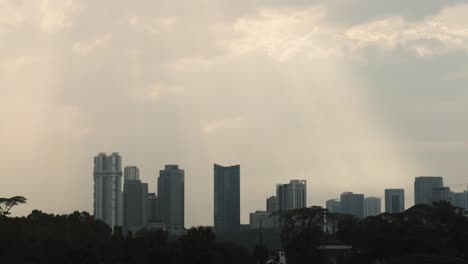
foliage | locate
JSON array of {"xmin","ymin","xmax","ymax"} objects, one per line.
[{"xmin": 0, "ymin": 196, "xmax": 27, "ymax": 217}]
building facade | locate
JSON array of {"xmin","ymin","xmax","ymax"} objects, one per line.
[
  {"xmin": 326, "ymin": 199, "xmax": 341, "ymax": 213},
  {"xmin": 93, "ymin": 152, "xmax": 123, "ymax": 228},
  {"xmin": 249, "ymin": 211, "xmax": 279, "ymax": 229},
  {"xmin": 124, "ymin": 166, "xmax": 139, "ymax": 181},
  {"xmin": 123, "ymin": 178, "xmax": 148, "ymax": 230},
  {"xmin": 385, "ymin": 189, "xmax": 405, "ymax": 213},
  {"xmin": 158, "ymin": 165, "xmax": 185, "ymax": 234},
  {"xmin": 364, "ymin": 197, "xmax": 381, "ymax": 217},
  {"xmin": 414, "ymin": 176, "xmax": 444, "ymax": 205},
  {"xmin": 266, "ymin": 196, "xmax": 278, "ymax": 212},
  {"xmin": 340, "ymin": 192, "xmax": 364, "ymax": 219},
  {"xmin": 450, "ymin": 191, "xmax": 467, "ymax": 210},
  {"xmin": 276, "ymin": 180, "xmax": 307, "ymax": 211},
  {"xmin": 214, "ymin": 164, "xmax": 240, "ymax": 233},
  {"xmin": 147, "ymin": 193, "xmax": 160, "ymax": 223},
  {"xmin": 432, "ymin": 187, "xmax": 451, "ymax": 203}
]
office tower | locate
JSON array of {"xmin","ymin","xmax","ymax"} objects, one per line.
[
  {"xmin": 158, "ymin": 165, "xmax": 185, "ymax": 234},
  {"xmin": 93, "ymin": 153, "xmax": 123, "ymax": 228},
  {"xmin": 414, "ymin": 176, "xmax": 444, "ymax": 205},
  {"xmin": 340, "ymin": 192, "xmax": 364, "ymax": 219},
  {"xmin": 450, "ymin": 192, "xmax": 466, "ymax": 210},
  {"xmin": 147, "ymin": 193, "xmax": 160, "ymax": 223},
  {"xmin": 266, "ymin": 196, "xmax": 278, "ymax": 212},
  {"xmin": 364, "ymin": 197, "xmax": 381, "ymax": 217},
  {"xmin": 214, "ymin": 164, "xmax": 240, "ymax": 233},
  {"xmin": 124, "ymin": 166, "xmax": 139, "ymax": 181},
  {"xmin": 432, "ymin": 187, "xmax": 451, "ymax": 203},
  {"xmin": 276, "ymin": 180, "xmax": 307, "ymax": 211},
  {"xmin": 385, "ymin": 189, "xmax": 405, "ymax": 213},
  {"xmin": 123, "ymin": 174, "xmax": 148, "ymax": 230},
  {"xmin": 249, "ymin": 211, "xmax": 279, "ymax": 229},
  {"xmin": 326, "ymin": 199, "xmax": 341, "ymax": 213}
]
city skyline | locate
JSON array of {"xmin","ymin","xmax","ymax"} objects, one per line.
[{"xmin": 3, "ymin": 1, "xmax": 468, "ymax": 228}]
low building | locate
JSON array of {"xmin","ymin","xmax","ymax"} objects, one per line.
[{"xmin": 249, "ymin": 211, "xmax": 279, "ymax": 229}]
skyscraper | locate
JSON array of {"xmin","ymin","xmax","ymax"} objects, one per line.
[
  {"xmin": 340, "ymin": 192, "xmax": 364, "ymax": 219},
  {"xmin": 414, "ymin": 176, "xmax": 444, "ymax": 205},
  {"xmin": 123, "ymin": 166, "xmax": 148, "ymax": 230},
  {"xmin": 158, "ymin": 165, "xmax": 185, "ymax": 234},
  {"xmin": 266, "ymin": 196, "xmax": 277, "ymax": 212},
  {"xmin": 385, "ymin": 189, "xmax": 405, "ymax": 213},
  {"xmin": 450, "ymin": 191, "xmax": 467, "ymax": 210},
  {"xmin": 124, "ymin": 166, "xmax": 139, "ymax": 181},
  {"xmin": 147, "ymin": 193, "xmax": 160, "ymax": 223},
  {"xmin": 93, "ymin": 152, "xmax": 123, "ymax": 228},
  {"xmin": 326, "ymin": 199, "xmax": 341, "ymax": 213},
  {"xmin": 214, "ymin": 164, "xmax": 240, "ymax": 233},
  {"xmin": 276, "ymin": 180, "xmax": 307, "ymax": 211},
  {"xmin": 364, "ymin": 197, "xmax": 381, "ymax": 217},
  {"xmin": 432, "ymin": 187, "xmax": 451, "ymax": 203}
]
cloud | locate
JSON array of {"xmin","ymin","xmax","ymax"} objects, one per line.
[{"xmin": 72, "ymin": 33, "xmax": 112, "ymax": 55}]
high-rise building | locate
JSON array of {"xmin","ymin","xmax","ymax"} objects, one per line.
[
  {"xmin": 385, "ymin": 189, "xmax": 405, "ymax": 213},
  {"xmin": 123, "ymin": 176, "xmax": 148, "ymax": 230},
  {"xmin": 326, "ymin": 199, "xmax": 341, "ymax": 213},
  {"xmin": 414, "ymin": 176, "xmax": 444, "ymax": 205},
  {"xmin": 266, "ymin": 196, "xmax": 278, "ymax": 212},
  {"xmin": 364, "ymin": 197, "xmax": 381, "ymax": 217},
  {"xmin": 276, "ymin": 180, "xmax": 307, "ymax": 211},
  {"xmin": 147, "ymin": 193, "xmax": 160, "ymax": 223},
  {"xmin": 124, "ymin": 166, "xmax": 139, "ymax": 181},
  {"xmin": 93, "ymin": 152, "xmax": 123, "ymax": 228},
  {"xmin": 432, "ymin": 187, "xmax": 451, "ymax": 203},
  {"xmin": 158, "ymin": 165, "xmax": 185, "ymax": 234},
  {"xmin": 214, "ymin": 164, "xmax": 240, "ymax": 233},
  {"xmin": 249, "ymin": 211, "xmax": 279, "ymax": 229},
  {"xmin": 450, "ymin": 191, "xmax": 466, "ymax": 210},
  {"xmin": 340, "ymin": 192, "xmax": 364, "ymax": 219}
]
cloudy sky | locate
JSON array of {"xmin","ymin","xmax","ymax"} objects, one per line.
[{"xmin": 2, "ymin": 0, "xmax": 468, "ymax": 226}]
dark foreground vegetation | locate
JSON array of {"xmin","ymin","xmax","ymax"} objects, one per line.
[{"xmin": 1, "ymin": 197, "xmax": 468, "ymax": 264}]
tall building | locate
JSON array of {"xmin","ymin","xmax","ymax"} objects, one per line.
[
  {"xmin": 414, "ymin": 176, "xmax": 444, "ymax": 205},
  {"xmin": 450, "ymin": 191, "xmax": 467, "ymax": 210},
  {"xmin": 276, "ymin": 180, "xmax": 307, "ymax": 211},
  {"xmin": 147, "ymin": 193, "xmax": 160, "ymax": 223},
  {"xmin": 385, "ymin": 189, "xmax": 405, "ymax": 213},
  {"xmin": 340, "ymin": 192, "xmax": 364, "ymax": 219},
  {"xmin": 124, "ymin": 166, "xmax": 139, "ymax": 181},
  {"xmin": 266, "ymin": 196, "xmax": 277, "ymax": 212},
  {"xmin": 326, "ymin": 199, "xmax": 341, "ymax": 213},
  {"xmin": 214, "ymin": 164, "xmax": 240, "ymax": 233},
  {"xmin": 432, "ymin": 187, "xmax": 451, "ymax": 203},
  {"xmin": 249, "ymin": 211, "xmax": 279, "ymax": 229},
  {"xmin": 158, "ymin": 165, "xmax": 185, "ymax": 234},
  {"xmin": 93, "ymin": 152, "xmax": 123, "ymax": 228},
  {"xmin": 364, "ymin": 197, "xmax": 381, "ymax": 217},
  {"xmin": 123, "ymin": 171, "xmax": 148, "ymax": 230}
]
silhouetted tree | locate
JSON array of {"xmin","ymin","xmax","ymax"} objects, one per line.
[{"xmin": 0, "ymin": 196, "xmax": 27, "ymax": 217}]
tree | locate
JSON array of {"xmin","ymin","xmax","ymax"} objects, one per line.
[{"xmin": 0, "ymin": 196, "xmax": 27, "ymax": 217}]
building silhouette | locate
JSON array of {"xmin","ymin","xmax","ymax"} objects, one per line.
[
  {"xmin": 147, "ymin": 193, "xmax": 160, "ymax": 223},
  {"xmin": 276, "ymin": 180, "xmax": 307, "ymax": 211},
  {"xmin": 249, "ymin": 211, "xmax": 279, "ymax": 229},
  {"xmin": 158, "ymin": 165, "xmax": 185, "ymax": 234},
  {"xmin": 450, "ymin": 191, "xmax": 467, "ymax": 211},
  {"xmin": 124, "ymin": 166, "xmax": 139, "ymax": 181},
  {"xmin": 326, "ymin": 199, "xmax": 341, "ymax": 213},
  {"xmin": 414, "ymin": 176, "xmax": 444, "ymax": 205},
  {"xmin": 340, "ymin": 192, "xmax": 364, "ymax": 219},
  {"xmin": 214, "ymin": 164, "xmax": 240, "ymax": 233},
  {"xmin": 364, "ymin": 197, "xmax": 381, "ymax": 217},
  {"xmin": 266, "ymin": 196, "xmax": 277, "ymax": 212},
  {"xmin": 385, "ymin": 189, "xmax": 405, "ymax": 213},
  {"xmin": 432, "ymin": 187, "xmax": 451, "ymax": 204},
  {"xmin": 123, "ymin": 166, "xmax": 148, "ymax": 231},
  {"xmin": 93, "ymin": 152, "xmax": 123, "ymax": 228}
]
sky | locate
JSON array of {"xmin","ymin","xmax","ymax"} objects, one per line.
[{"xmin": 1, "ymin": 0, "xmax": 468, "ymax": 226}]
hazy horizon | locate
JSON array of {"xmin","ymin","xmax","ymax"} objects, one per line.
[{"xmin": 2, "ymin": 0, "xmax": 468, "ymax": 227}]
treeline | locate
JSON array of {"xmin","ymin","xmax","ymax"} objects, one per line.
[
  {"xmin": 280, "ymin": 202, "xmax": 468, "ymax": 264},
  {"xmin": 0, "ymin": 210, "xmax": 255, "ymax": 264},
  {"xmin": 2, "ymin": 202, "xmax": 468, "ymax": 264}
]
